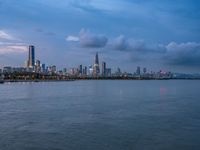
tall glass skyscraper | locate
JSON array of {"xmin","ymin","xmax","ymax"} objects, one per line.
[
  {"xmin": 28, "ymin": 45, "xmax": 35, "ymax": 68},
  {"xmin": 102, "ymin": 61, "xmax": 106, "ymax": 77},
  {"xmin": 93, "ymin": 52, "xmax": 100, "ymax": 76}
]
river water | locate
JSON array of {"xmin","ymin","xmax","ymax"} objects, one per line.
[{"xmin": 0, "ymin": 80, "xmax": 200, "ymax": 150}]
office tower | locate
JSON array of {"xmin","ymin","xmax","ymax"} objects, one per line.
[
  {"xmin": 35, "ymin": 60, "xmax": 41, "ymax": 73},
  {"xmin": 79, "ymin": 65, "xmax": 83, "ymax": 75},
  {"xmin": 106, "ymin": 68, "xmax": 112, "ymax": 77},
  {"xmin": 28, "ymin": 45, "xmax": 35, "ymax": 68},
  {"xmin": 52, "ymin": 65, "xmax": 56, "ymax": 73},
  {"xmin": 117, "ymin": 67, "xmax": 121, "ymax": 74},
  {"xmin": 93, "ymin": 52, "xmax": 100, "ymax": 76},
  {"xmin": 35, "ymin": 60, "xmax": 40, "ymax": 66},
  {"xmin": 85, "ymin": 66, "xmax": 87, "ymax": 75},
  {"xmin": 83, "ymin": 66, "xmax": 87, "ymax": 75},
  {"xmin": 41, "ymin": 64, "xmax": 46, "ymax": 73},
  {"xmin": 89, "ymin": 65, "xmax": 93, "ymax": 76},
  {"xmin": 102, "ymin": 61, "xmax": 106, "ymax": 77},
  {"xmin": 143, "ymin": 67, "xmax": 147, "ymax": 74},
  {"xmin": 136, "ymin": 66, "xmax": 141, "ymax": 75},
  {"xmin": 3, "ymin": 66, "xmax": 12, "ymax": 73},
  {"xmin": 63, "ymin": 68, "xmax": 67, "ymax": 74},
  {"xmin": 116, "ymin": 67, "xmax": 121, "ymax": 76}
]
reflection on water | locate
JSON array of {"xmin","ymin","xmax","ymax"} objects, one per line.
[{"xmin": 0, "ymin": 80, "xmax": 200, "ymax": 150}]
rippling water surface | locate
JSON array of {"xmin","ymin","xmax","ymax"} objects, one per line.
[{"xmin": 0, "ymin": 80, "xmax": 200, "ymax": 150}]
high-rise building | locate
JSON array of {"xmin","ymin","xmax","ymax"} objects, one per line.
[
  {"xmin": 27, "ymin": 45, "xmax": 35, "ymax": 68},
  {"xmin": 41, "ymin": 64, "xmax": 46, "ymax": 73},
  {"xmin": 83, "ymin": 66, "xmax": 87, "ymax": 75},
  {"xmin": 143, "ymin": 67, "xmax": 147, "ymax": 74},
  {"xmin": 106, "ymin": 68, "xmax": 112, "ymax": 77},
  {"xmin": 63, "ymin": 68, "xmax": 67, "ymax": 74},
  {"xmin": 79, "ymin": 65, "xmax": 83, "ymax": 75},
  {"xmin": 115, "ymin": 67, "xmax": 121, "ymax": 76},
  {"xmin": 52, "ymin": 65, "xmax": 56, "ymax": 73},
  {"xmin": 89, "ymin": 65, "xmax": 93, "ymax": 76},
  {"xmin": 117, "ymin": 67, "xmax": 121, "ymax": 74},
  {"xmin": 35, "ymin": 60, "xmax": 41, "ymax": 72},
  {"xmin": 102, "ymin": 61, "xmax": 106, "ymax": 77},
  {"xmin": 47, "ymin": 65, "xmax": 56, "ymax": 74},
  {"xmin": 93, "ymin": 52, "xmax": 100, "ymax": 76},
  {"xmin": 136, "ymin": 66, "xmax": 141, "ymax": 75}
]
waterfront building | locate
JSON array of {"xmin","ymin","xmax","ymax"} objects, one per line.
[
  {"xmin": 47, "ymin": 65, "xmax": 56, "ymax": 74},
  {"xmin": 88, "ymin": 65, "xmax": 93, "ymax": 76},
  {"xmin": 114, "ymin": 67, "xmax": 122, "ymax": 77},
  {"xmin": 35, "ymin": 60, "xmax": 41, "ymax": 73},
  {"xmin": 27, "ymin": 45, "xmax": 35, "ymax": 68},
  {"xmin": 51, "ymin": 65, "xmax": 56, "ymax": 73},
  {"xmin": 136, "ymin": 66, "xmax": 141, "ymax": 75},
  {"xmin": 41, "ymin": 64, "xmax": 46, "ymax": 73},
  {"xmin": 83, "ymin": 66, "xmax": 87, "ymax": 76},
  {"xmin": 102, "ymin": 61, "xmax": 106, "ymax": 77},
  {"xmin": 143, "ymin": 67, "xmax": 147, "ymax": 74},
  {"xmin": 79, "ymin": 65, "xmax": 83, "ymax": 75},
  {"xmin": 63, "ymin": 68, "xmax": 67, "ymax": 74},
  {"xmin": 117, "ymin": 67, "xmax": 121, "ymax": 74},
  {"xmin": 12, "ymin": 67, "xmax": 26, "ymax": 73},
  {"xmin": 69, "ymin": 68, "xmax": 79, "ymax": 76},
  {"xmin": 106, "ymin": 68, "xmax": 112, "ymax": 77},
  {"xmin": 93, "ymin": 52, "xmax": 100, "ymax": 77},
  {"xmin": 3, "ymin": 66, "xmax": 12, "ymax": 73}
]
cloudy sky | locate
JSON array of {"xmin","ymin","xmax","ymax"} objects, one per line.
[{"xmin": 0, "ymin": 0, "xmax": 200, "ymax": 73}]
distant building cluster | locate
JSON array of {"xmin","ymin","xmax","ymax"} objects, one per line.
[{"xmin": 0, "ymin": 45, "xmax": 174, "ymax": 79}]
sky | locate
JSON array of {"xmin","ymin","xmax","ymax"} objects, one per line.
[{"xmin": 0, "ymin": 0, "xmax": 200, "ymax": 73}]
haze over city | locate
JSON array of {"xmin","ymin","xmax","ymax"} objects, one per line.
[{"xmin": 0, "ymin": 0, "xmax": 200, "ymax": 73}]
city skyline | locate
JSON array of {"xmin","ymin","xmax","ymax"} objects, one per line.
[
  {"xmin": 0, "ymin": 46, "xmax": 175, "ymax": 79},
  {"xmin": 0, "ymin": 0, "xmax": 200, "ymax": 73}
]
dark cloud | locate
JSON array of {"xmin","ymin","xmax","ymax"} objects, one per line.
[
  {"xmin": 79, "ymin": 29, "xmax": 108, "ymax": 48},
  {"xmin": 66, "ymin": 29, "xmax": 200, "ymax": 68},
  {"xmin": 164, "ymin": 42, "xmax": 200, "ymax": 66},
  {"xmin": 110, "ymin": 35, "xmax": 166, "ymax": 54},
  {"xmin": 112, "ymin": 35, "xmax": 128, "ymax": 51}
]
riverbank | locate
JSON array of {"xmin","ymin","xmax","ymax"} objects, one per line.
[{"xmin": 2, "ymin": 77, "xmax": 200, "ymax": 83}]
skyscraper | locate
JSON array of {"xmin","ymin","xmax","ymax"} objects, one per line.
[
  {"xmin": 143, "ymin": 67, "xmax": 147, "ymax": 74},
  {"xmin": 28, "ymin": 45, "xmax": 35, "ymax": 68},
  {"xmin": 41, "ymin": 64, "xmax": 46, "ymax": 73},
  {"xmin": 102, "ymin": 61, "xmax": 106, "ymax": 77},
  {"xmin": 93, "ymin": 52, "xmax": 100, "ymax": 76},
  {"xmin": 83, "ymin": 66, "xmax": 87, "ymax": 75},
  {"xmin": 79, "ymin": 65, "xmax": 83, "ymax": 75},
  {"xmin": 136, "ymin": 66, "xmax": 141, "ymax": 75},
  {"xmin": 35, "ymin": 60, "xmax": 41, "ymax": 73}
]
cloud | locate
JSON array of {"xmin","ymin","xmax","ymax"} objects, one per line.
[
  {"xmin": 100, "ymin": 35, "xmax": 146, "ymax": 52},
  {"xmin": 65, "ymin": 29, "xmax": 200, "ymax": 67},
  {"xmin": 0, "ymin": 30, "xmax": 14, "ymax": 40},
  {"xmin": 79, "ymin": 29, "xmax": 108, "ymax": 48},
  {"xmin": 66, "ymin": 29, "xmax": 108, "ymax": 48},
  {"xmin": 0, "ymin": 44, "xmax": 27, "ymax": 54},
  {"xmin": 111, "ymin": 35, "xmax": 128, "ymax": 51},
  {"xmin": 110, "ymin": 35, "xmax": 163, "ymax": 53},
  {"xmin": 126, "ymin": 41, "xmax": 200, "ymax": 67},
  {"xmin": 164, "ymin": 42, "xmax": 200, "ymax": 66},
  {"xmin": 66, "ymin": 36, "xmax": 79, "ymax": 42}
]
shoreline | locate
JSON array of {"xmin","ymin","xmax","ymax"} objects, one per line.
[{"xmin": 1, "ymin": 78, "xmax": 200, "ymax": 83}]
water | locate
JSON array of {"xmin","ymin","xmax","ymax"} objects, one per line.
[{"xmin": 0, "ymin": 80, "xmax": 200, "ymax": 150}]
